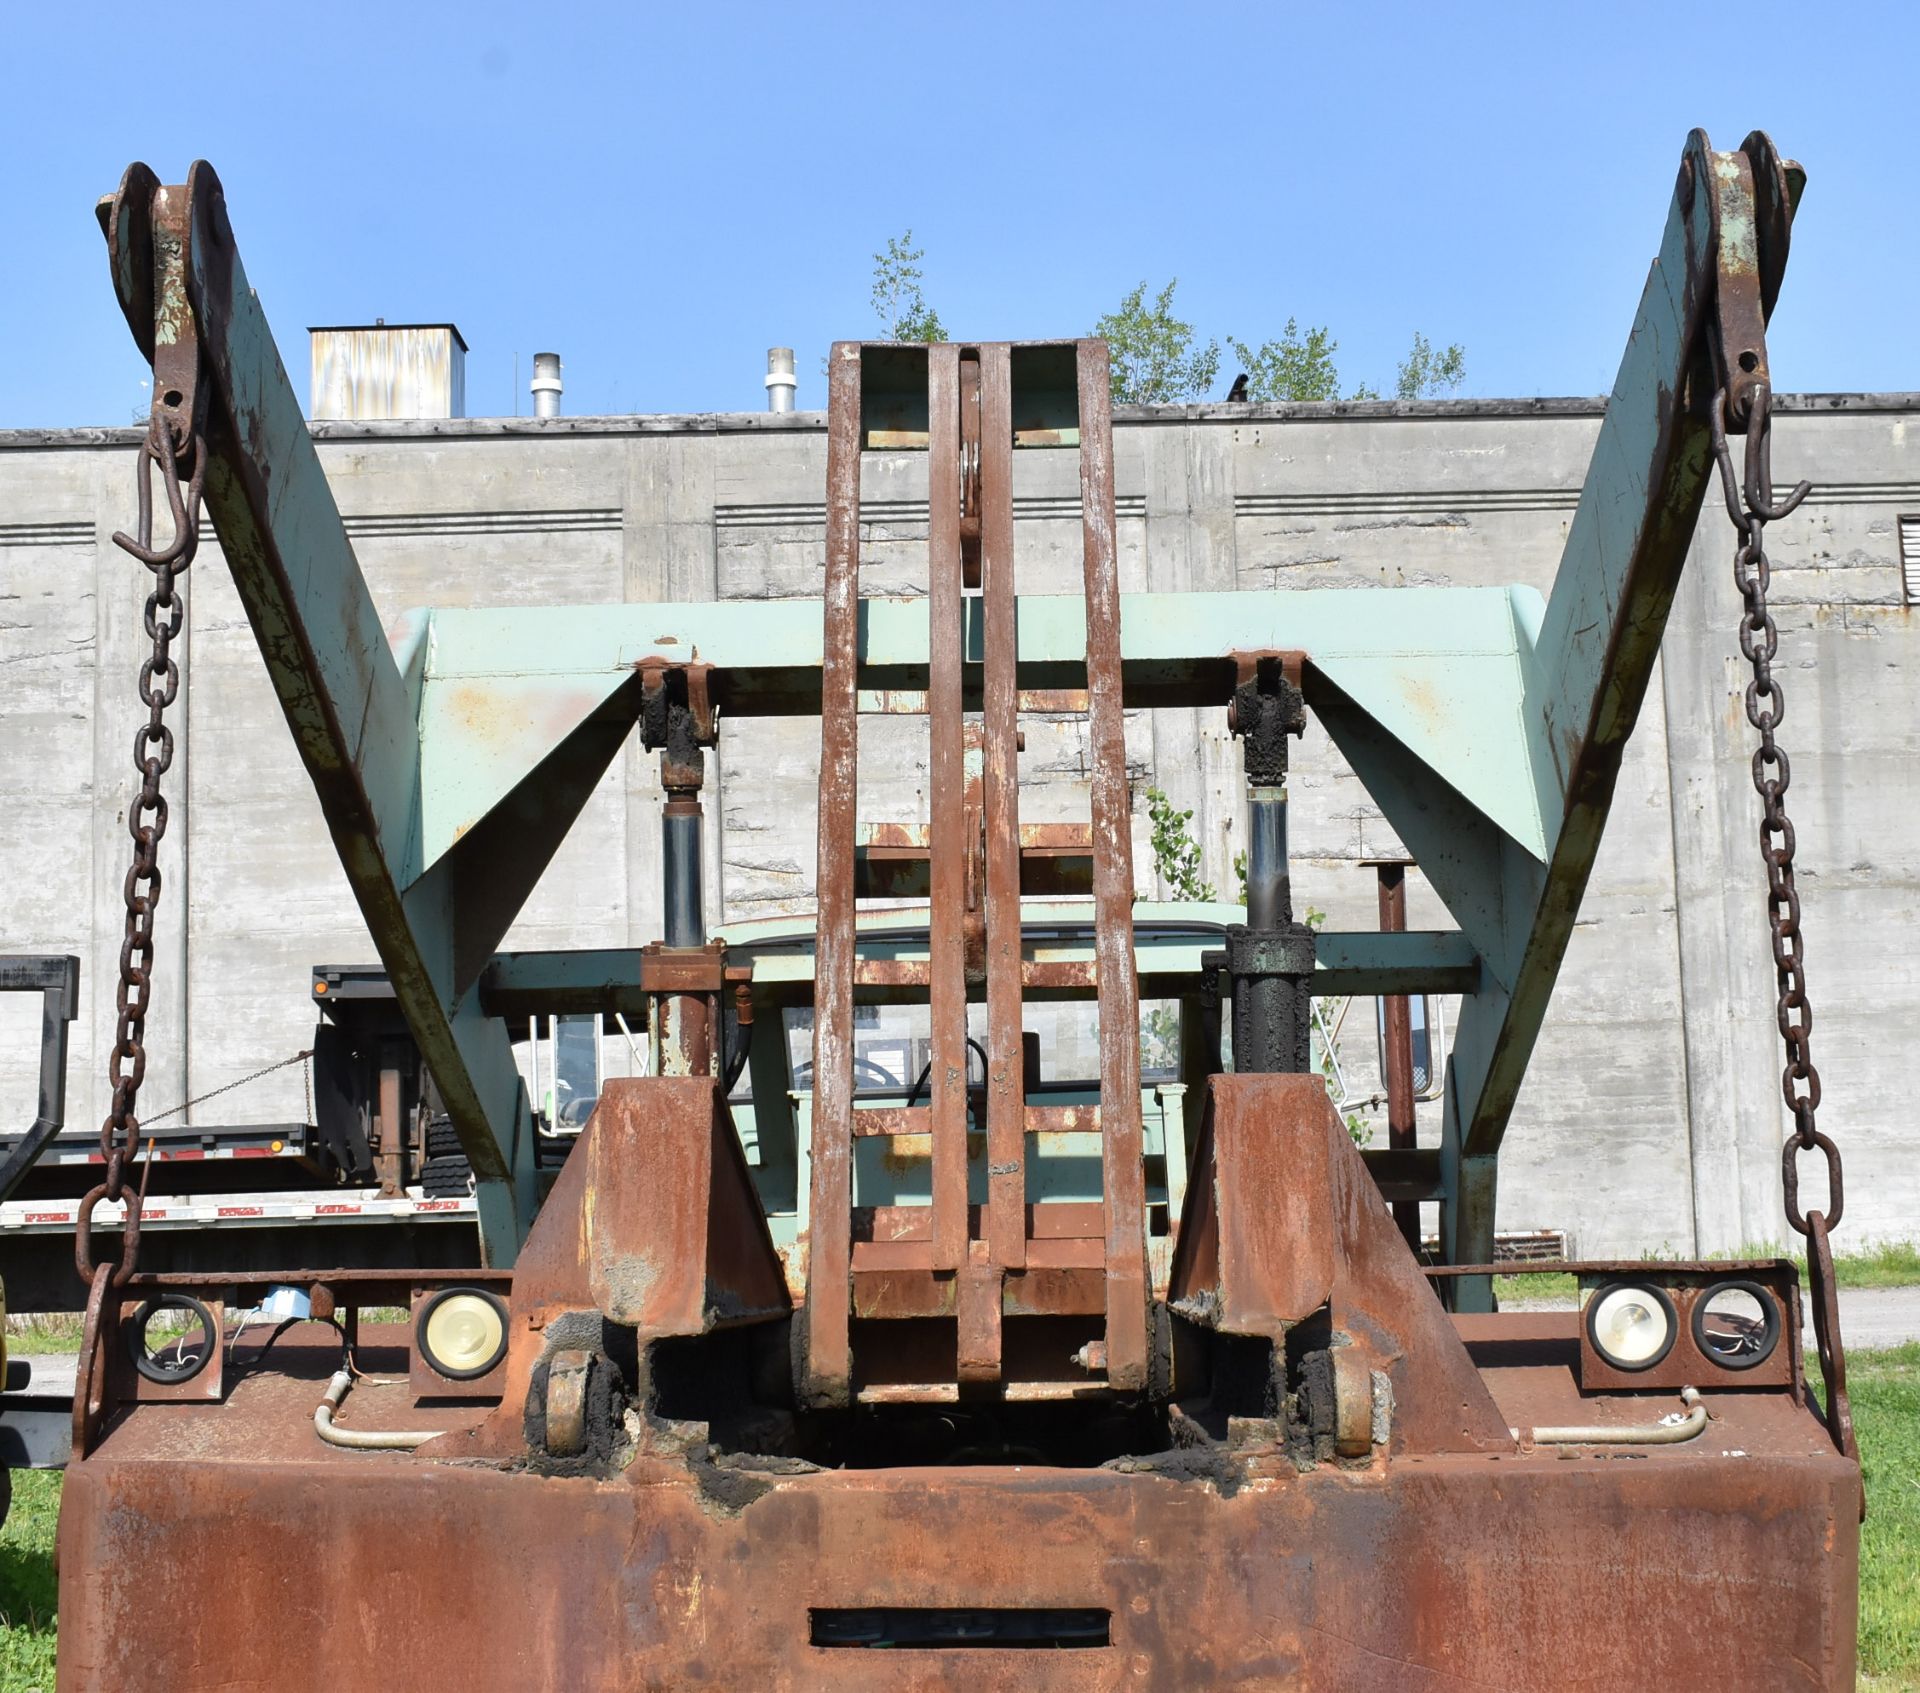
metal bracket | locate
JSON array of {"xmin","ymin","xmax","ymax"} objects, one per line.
[
  {"xmin": 0, "ymin": 956, "xmax": 81, "ymax": 1207},
  {"xmin": 1227, "ymin": 651, "xmax": 1307, "ymax": 785},
  {"xmin": 638, "ymin": 661, "xmax": 717, "ymax": 792},
  {"xmin": 98, "ymin": 162, "xmax": 543, "ymax": 1263}
]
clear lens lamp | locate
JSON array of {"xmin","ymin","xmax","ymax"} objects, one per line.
[
  {"xmin": 1586, "ymin": 1283, "xmax": 1677, "ymax": 1371},
  {"xmin": 418, "ymin": 1288, "xmax": 510, "ymax": 1380}
]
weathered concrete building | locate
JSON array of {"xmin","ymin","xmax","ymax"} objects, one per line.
[{"xmin": 2, "ymin": 389, "xmax": 1914, "ymax": 1257}]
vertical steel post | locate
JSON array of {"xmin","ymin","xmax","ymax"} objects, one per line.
[
  {"xmin": 802, "ymin": 342, "xmax": 864, "ymax": 1406},
  {"xmin": 641, "ymin": 665, "xmax": 716, "ymax": 1079},
  {"xmin": 1077, "ymin": 339, "xmax": 1149, "ymax": 1395},
  {"xmin": 662, "ymin": 796, "xmax": 703, "ymax": 950},
  {"xmin": 926, "ymin": 346, "xmax": 970, "ymax": 1277},
  {"xmin": 1244, "ymin": 785, "xmax": 1287, "ymax": 933},
  {"xmin": 1226, "ymin": 658, "xmax": 1311, "ymax": 1076},
  {"xmin": 1375, "ymin": 862, "xmax": 1422, "ymax": 1254},
  {"xmin": 979, "ymin": 344, "xmax": 1025, "ymax": 1285}
]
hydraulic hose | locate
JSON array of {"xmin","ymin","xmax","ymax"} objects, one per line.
[
  {"xmin": 313, "ymin": 1369, "xmax": 440, "ymax": 1451},
  {"xmin": 1516, "ymin": 1386, "xmax": 1707, "ymax": 1447}
]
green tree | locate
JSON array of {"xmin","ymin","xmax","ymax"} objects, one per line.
[
  {"xmin": 1095, "ymin": 280, "xmax": 1221, "ymax": 403},
  {"xmin": 1227, "ymin": 322, "xmax": 1466, "ymax": 403},
  {"xmin": 871, "ymin": 231, "xmax": 945, "ymax": 343},
  {"xmin": 1143, "ymin": 787, "xmax": 1216, "ymax": 902},
  {"xmin": 1395, "ymin": 330, "xmax": 1466, "ymax": 399},
  {"xmin": 1226, "ymin": 320, "xmax": 1341, "ymax": 403}
]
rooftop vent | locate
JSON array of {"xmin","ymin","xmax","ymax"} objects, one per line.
[
  {"xmin": 531, "ymin": 352, "xmax": 563, "ymax": 419},
  {"xmin": 309, "ymin": 321, "xmax": 467, "ymax": 421}
]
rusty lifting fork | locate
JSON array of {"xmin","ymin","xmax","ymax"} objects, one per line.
[{"xmin": 803, "ymin": 341, "xmax": 1148, "ymax": 1407}]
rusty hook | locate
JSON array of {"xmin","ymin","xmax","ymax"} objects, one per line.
[
  {"xmin": 1741, "ymin": 385, "xmax": 1811, "ymax": 522},
  {"xmin": 113, "ymin": 421, "xmax": 206, "ymax": 572}
]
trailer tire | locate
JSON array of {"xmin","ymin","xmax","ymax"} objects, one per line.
[
  {"xmin": 425, "ymin": 1116, "xmax": 464, "ymax": 1160},
  {"xmin": 420, "ymin": 1115, "xmax": 472, "ymax": 1197},
  {"xmin": 420, "ymin": 1156, "xmax": 473, "ymax": 1198}
]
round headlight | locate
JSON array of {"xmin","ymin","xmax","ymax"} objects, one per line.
[
  {"xmin": 419, "ymin": 1287, "xmax": 509, "ymax": 1380},
  {"xmin": 1691, "ymin": 1279, "xmax": 1781, "ymax": 1371},
  {"xmin": 1586, "ymin": 1282, "xmax": 1677, "ymax": 1372}
]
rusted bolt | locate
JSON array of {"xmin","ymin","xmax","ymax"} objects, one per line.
[{"xmin": 1073, "ymin": 1340, "xmax": 1108, "ymax": 1374}]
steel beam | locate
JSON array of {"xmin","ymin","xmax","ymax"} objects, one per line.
[
  {"xmin": 408, "ymin": 584, "xmax": 1547, "ymax": 861},
  {"xmin": 99, "ymin": 164, "xmax": 550, "ymax": 1262},
  {"xmin": 480, "ymin": 924, "xmax": 1478, "ymax": 1014},
  {"xmin": 1432, "ymin": 131, "xmax": 1800, "ymax": 1304}
]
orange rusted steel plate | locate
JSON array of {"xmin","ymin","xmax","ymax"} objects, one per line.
[
  {"xmin": 57, "ymin": 1435, "xmax": 1859, "ymax": 1689},
  {"xmin": 1075, "ymin": 338, "xmax": 1149, "ymax": 1399},
  {"xmin": 1172, "ymin": 1074, "xmax": 1512, "ymax": 1454}
]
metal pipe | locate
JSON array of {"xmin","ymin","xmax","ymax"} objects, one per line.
[
  {"xmin": 1245, "ymin": 785, "xmax": 1288, "ymax": 930},
  {"xmin": 765, "ymin": 347, "xmax": 797, "ymax": 414},
  {"xmin": 662, "ymin": 795, "xmax": 704, "ymax": 949},
  {"xmin": 530, "ymin": 352, "xmax": 562, "ymax": 419},
  {"xmin": 1375, "ymin": 862, "xmax": 1420, "ymax": 1253},
  {"xmin": 1517, "ymin": 1386, "xmax": 1707, "ymax": 1447},
  {"xmin": 612, "ymin": 1010, "xmax": 645, "ymax": 1075},
  {"xmin": 313, "ymin": 1370, "xmax": 439, "ymax": 1450}
]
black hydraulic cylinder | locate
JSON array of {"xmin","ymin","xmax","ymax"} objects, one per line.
[
  {"xmin": 663, "ymin": 795, "xmax": 704, "ymax": 949},
  {"xmin": 1226, "ymin": 923, "xmax": 1315, "ymax": 1075},
  {"xmin": 1227, "ymin": 660, "xmax": 1311, "ymax": 1074},
  {"xmin": 1245, "ymin": 784, "xmax": 1288, "ymax": 932}
]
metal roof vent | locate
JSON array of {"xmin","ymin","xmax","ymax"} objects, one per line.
[
  {"xmin": 531, "ymin": 352, "xmax": 563, "ymax": 419},
  {"xmin": 308, "ymin": 322, "xmax": 467, "ymax": 421}
]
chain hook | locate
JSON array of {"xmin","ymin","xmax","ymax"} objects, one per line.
[
  {"xmin": 113, "ymin": 417, "xmax": 206, "ymax": 572},
  {"xmin": 79, "ymin": 172, "xmax": 206, "ymax": 1298},
  {"xmin": 1711, "ymin": 352, "xmax": 1854, "ymax": 1476},
  {"xmin": 1741, "ymin": 383, "xmax": 1812, "ymax": 523}
]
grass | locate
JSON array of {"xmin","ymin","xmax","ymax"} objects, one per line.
[
  {"xmin": 0, "ymin": 1469, "xmax": 59, "ymax": 1691},
  {"xmin": 1494, "ymin": 1270, "xmax": 1578, "ymax": 1302},
  {"xmin": 2, "ymin": 1315, "xmax": 84, "ymax": 1356},
  {"xmin": 1483, "ymin": 1240, "xmax": 1920, "ymax": 1309},
  {"xmin": 1731, "ymin": 1238, "xmax": 1920, "ymax": 1293},
  {"xmin": 1823, "ymin": 1341, "xmax": 1920, "ymax": 1686}
]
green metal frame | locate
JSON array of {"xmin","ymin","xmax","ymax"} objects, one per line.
[{"xmin": 99, "ymin": 133, "xmax": 1795, "ymax": 1293}]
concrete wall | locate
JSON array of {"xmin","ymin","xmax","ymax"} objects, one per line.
[{"xmin": 1, "ymin": 394, "xmax": 1914, "ymax": 1257}]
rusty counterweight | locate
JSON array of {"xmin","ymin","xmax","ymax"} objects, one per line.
[{"xmin": 57, "ymin": 1074, "xmax": 1861, "ymax": 1689}]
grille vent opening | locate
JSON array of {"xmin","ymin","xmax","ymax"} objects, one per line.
[{"xmin": 810, "ymin": 1607, "xmax": 1112, "ymax": 1650}]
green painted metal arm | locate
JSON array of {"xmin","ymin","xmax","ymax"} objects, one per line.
[
  {"xmin": 1432, "ymin": 131, "xmax": 1801, "ymax": 1291},
  {"xmin": 412, "ymin": 584, "xmax": 1548, "ymax": 875},
  {"xmin": 99, "ymin": 162, "xmax": 540, "ymax": 1260}
]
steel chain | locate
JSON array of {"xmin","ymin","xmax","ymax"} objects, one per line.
[
  {"xmin": 138, "ymin": 1047, "xmax": 315, "ymax": 1128},
  {"xmin": 1708, "ymin": 383, "xmax": 1854, "ymax": 1460},
  {"xmin": 74, "ymin": 406, "xmax": 206, "ymax": 1289}
]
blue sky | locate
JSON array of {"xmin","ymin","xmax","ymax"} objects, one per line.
[{"xmin": 4, "ymin": 0, "xmax": 1911, "ymax": 426}]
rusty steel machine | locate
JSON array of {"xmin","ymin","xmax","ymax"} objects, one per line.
[{"xmin": 52, "ymin": 131, "xmax": 1860, "ymax": 1689}]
